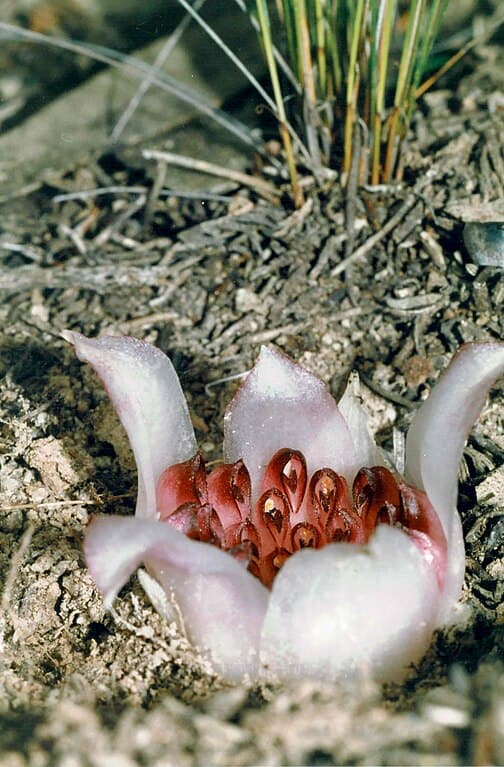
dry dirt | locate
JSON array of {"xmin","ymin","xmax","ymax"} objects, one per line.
[{"xmin": 0, "ymin": 5, "xmax": 503, "ymax": 766}]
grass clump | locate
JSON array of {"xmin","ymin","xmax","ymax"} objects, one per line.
[
  {"xmin": 248, "ymin": 0, "xmax": 451, "ymax": 200},
  {"xmin": 3, "ymin": 0, "xmax": 459, "ymax": 206}
]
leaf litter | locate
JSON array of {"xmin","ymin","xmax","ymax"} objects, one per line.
[{"xmin": 0, "ymin": 11, "xmax": 503, "ymax": 766}]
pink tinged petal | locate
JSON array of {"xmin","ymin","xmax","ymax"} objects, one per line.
[
  {"xmin": 338, "ymin": 372, "xmax": 387, "ymax": 469},
  {"xmin": 206, "ymin": 461, "xmax": 251, "ymax": 535},
  {"xmin": 399, "ymin": 482, "xmax": 447, "ymax": 592},
  {"xmin": 260, "ymin": 449, "xmax": 307, "ymax": 516},
  {"xmin": 405, "ymin": 342, "xmax": 504, "ymax": 620},
  {"xmin": 260, "ymin": 525, "xmax": 439, "ymax": 684},
  {"xmin": 224, "ymin": 346, "xmax": 357, "ymax": 501},
  {"xmin": 353, "ymin": 466, "xmax": 403, "ymax": 536},
  {"xmin": 85, "ymin": 516, "xmax": 268, "ymax": 681},
  {"xmin": 157, "ymin": 454, "xmax": 208, "ymax": 521},
  {"xmin": 160, "ymin": 504, "xmax": 201, "ymax": 539},
  {"xmin": 304, "ymin": 468, "xmax": 364, "ymax": 545},
  {"xmin": 62, "ymin": 331, "xmax": 196, "ymax": 520},
  {"xmin": 253, "ymin": 488, "xmax": 292, "ymax": 555}
]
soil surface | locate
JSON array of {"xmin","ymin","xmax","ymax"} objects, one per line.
[{"xmin": 0, "ymin": 4, "xmax": 503, "ymax": 766}]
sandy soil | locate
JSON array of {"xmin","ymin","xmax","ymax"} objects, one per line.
[{"xmin": 0, "ymin": 5, "xmax": 503, "ymax": 765}]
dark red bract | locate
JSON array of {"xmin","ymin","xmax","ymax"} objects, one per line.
[{"xmin": 157, "ymin": 449, "xmax": 447, "ymax": 589}]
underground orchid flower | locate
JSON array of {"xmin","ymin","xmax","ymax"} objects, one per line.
[{"xmin": 63, "ymin": 331, "xmax": 504, "ymax": 684}]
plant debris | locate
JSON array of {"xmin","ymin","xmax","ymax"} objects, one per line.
[{"xmin": 0, "ymin": 7, "xmax": 503, "ymax": 765}]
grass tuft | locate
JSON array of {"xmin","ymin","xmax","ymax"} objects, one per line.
[
  {"xmin": 244, "ymin": 0, "xmax": 454, "ymax": 196},
  {"xmin": 3, "ymin": 2, "xmax": 472, "ymax": 204}
]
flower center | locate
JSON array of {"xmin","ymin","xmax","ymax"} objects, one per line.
[{"xmin": 156, "ymin": 448, "xmax": 446, "ymax": 589}]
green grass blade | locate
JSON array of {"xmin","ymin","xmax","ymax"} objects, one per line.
[
  {"xmin": 255, "ymin": 0, "xmax": 304, "ymax": 204},
  {"xmin": 233, "ymin": 0, "xmax": 301, "ymax": 92}
]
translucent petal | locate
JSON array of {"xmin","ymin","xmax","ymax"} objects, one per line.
[
  {"xmin": 405, "ymin": 342, "xmax": 504, "ymax": 619},
  {"xmin": 224, "ymin": 347, "xmax": 356, "ymax": 501},
  {"xmin": 85, "ymin": 516, "xmax": 268, "ymax": 681},
  {"xmin": 338, "ymin": 372, "xmax": 387, "ymax": 468},
  {"xmin": 260, "ymin": 525, "xmax": 438, "ymax": 683},
  {"xmin": 63, "ymin": 331, "xmax": 196, "ymax": 520}
]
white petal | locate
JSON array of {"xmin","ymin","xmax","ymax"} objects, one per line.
[
  {"xmin": 63, "ymin": 331, "xmax": 197, "ymax": 520},
  {"xmin": 260, "ymin": 525, "xmax": 438, "ymax": 683},
  {"xmin": 137, "ymin": 568, "xmax": 177, "ymax": 623},
  {"xmin": 224, "ymin": 346, "xmax": 356, "ymax": 501},
  {"xmin": 405, "ymin": 342, "xmax": 504, "ymax": 619},
  {"xmin": 338, "ymin": 372, "xmax": 387, "ymax": 469},
  {"xmin": 85, "ymin": 516, "xmax": 268, "ymax": 681}
]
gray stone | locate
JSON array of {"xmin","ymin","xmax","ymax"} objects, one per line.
[{"xmin": 463, "ymin": 223, "xmax": 504, "ymax": 268}]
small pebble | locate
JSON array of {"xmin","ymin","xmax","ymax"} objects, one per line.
[{"xmin": 463, "ymin": 222, "xmax": 504, "ymax": 267}]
